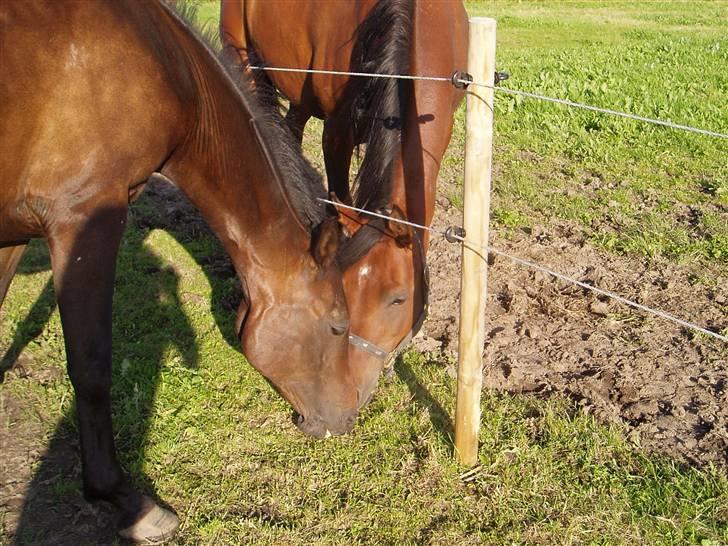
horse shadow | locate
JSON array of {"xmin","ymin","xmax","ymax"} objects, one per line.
[
  {"xmin": 4, "ymin": 181, "xmax": 241, "ymax": 545},
  {"xmin": 4, "ymin": 178, "xmax": 455, "ymax": 543},
  {"xmin": 392, "ymin": 356, "xmax": 455, "ymax": 452},
  {"xmin": 0, "ymin": 243, "xmax": 57, "ymax": 383}
]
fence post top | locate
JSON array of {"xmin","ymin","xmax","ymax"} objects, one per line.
[{"xmin": 468, "ymin": 16, "xmax": 497, "ymax": 25}]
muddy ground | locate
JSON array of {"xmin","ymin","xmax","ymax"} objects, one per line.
[
  {"xmin": 416, "ymin": 194, "xmax": 727, "ymax": 470},
  {"xmin": 1, "ymin": 179, "xmax": 726, "ymax": 544}
]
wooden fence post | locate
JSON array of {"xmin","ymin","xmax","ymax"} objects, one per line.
[{"xmin": 455, "ymin": 17, "xmax": 496, "ymax": 466}]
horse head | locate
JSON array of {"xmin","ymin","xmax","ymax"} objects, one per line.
[
  {"xmin": 231, "ymin": 210, "xmax": 362, "ymax": 438},
  {"xmin": 334, "ymin": 200, "xmax": 428, "ymax": 408}
]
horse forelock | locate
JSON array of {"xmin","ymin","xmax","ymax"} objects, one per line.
[{"xmin": 336, "ymin": 218, "xmax": 388, "ymax": 272}]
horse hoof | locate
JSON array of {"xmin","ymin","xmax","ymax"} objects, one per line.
[{"xmin": 118, "ymin": 501, "xmax": 179, "ymax": 544}]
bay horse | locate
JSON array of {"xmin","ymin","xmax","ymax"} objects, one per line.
[
  {"xmin": 0, "ymin": 0, "xmax": 381, "ymax": 541},
  {"xmin": 220, "ymin": 0, "xmax": 469, "ymax": 392}
]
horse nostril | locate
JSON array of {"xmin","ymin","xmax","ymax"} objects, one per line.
[{"xmin": 345, "ymin": 412, "xmax": 358, "ymax": 430}]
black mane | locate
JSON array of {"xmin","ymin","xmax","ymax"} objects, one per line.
[
  {"xmin": 343, "ymin": 0, "xmax": 412, "ymax": 212},
  {"xmin": 162, "ymin": 0, "xmax": 329, "ymax": 233},
  {"xmin": 237, "ymin": 79, "xmax": 331, "ymax": 233},
  {"xmin": 335, "ymin": 218, "xmax": 390, "ymax": 271},
  {"xmin": 329, "ymin": 0, "xmax": 413, "ymax": 268}
]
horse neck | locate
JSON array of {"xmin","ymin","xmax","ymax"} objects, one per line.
[
  {"xmin": 393, "ymin": 0, "xmax": 469, "ymax": 252},
  {"xmin": 158, "ymin": 15, "xmax": 309, "ymax": 277}
]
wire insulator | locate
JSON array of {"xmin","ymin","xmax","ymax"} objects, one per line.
[
  {"xmin": 445, "ymin": 226, "xmax": 466, "ymax": 243},
  {"xmin": 494, "ymin": 71, "xmax": 510, "ymax": 84},
  {"xmin": 451, "ymin": 71, "xmax": 472, "ymax": 89}
]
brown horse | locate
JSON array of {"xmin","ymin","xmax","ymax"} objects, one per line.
[
  {"xmin": 220, "ymin": 0, "xmax": 469, "ymax": 392},
  {"xmin": 0, "ymin": 0, "xmax": 381, "ymax": 541}
]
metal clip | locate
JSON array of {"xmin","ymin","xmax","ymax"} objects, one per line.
[
  {"xmin": 494, "ymin": 71, "xmax": 510, "ymax": 85},
  {"xmin": 451, "ymin": 70, "xmax": 472, "ymax": 89},
  {"xmin": 444, "ymin": 226, "xmax": 465, "ymax": 243}
]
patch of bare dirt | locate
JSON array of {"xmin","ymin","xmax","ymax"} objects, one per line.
[
  {"xmin": 415, "ymin": 198, "xmax": 728, "ymax": 470},
  {"xmin": 1, "ymin": 370, "xmax": 118, "ymax": 545}
]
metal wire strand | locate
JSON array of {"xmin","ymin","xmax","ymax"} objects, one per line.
[
  {"xmin": 319, "ymin": 198, "xmax": 728, "ymax": 344},
  {"xmin": 248, "ymin": 65, "xmax": 453, "ymax": 84},
  {"xmin": 247, "ymin": 65, "xmax": 727, "ymax": 139},
  {"xmin": 463, "ymin": 79, "xmax": 728, "ymax": 139}
]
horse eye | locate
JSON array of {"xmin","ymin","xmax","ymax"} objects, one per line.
[
  {"xmin": 331, "ymin": 324, "xmax": 347, "ymax": 336},
  {"xmin": 391, "ymin": 296, "xmax": 407, "ymax": 306}
]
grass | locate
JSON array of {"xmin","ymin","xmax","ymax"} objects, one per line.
[
  {"xmin": 2, "ymin": 1, "xmax": 727, "ymax": 544},
  {"xmin": 3, "ymin": 247, "xmax": 727, "ymax": 543},
  {"xmin": 459, "ymin": 0, "xmax": 728, "ymax": 265}
]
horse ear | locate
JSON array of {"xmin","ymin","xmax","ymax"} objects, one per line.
[
  {"xmin": 330, "ymin": 193, "xmax": 362, "ymax": 237},
  {"xmin": 387, "ymin": 205, "xmax": 413, "ymax": 247},
  {"xmin": 312, "ymin": 216, "xmax": 341, "ymax": 268}
]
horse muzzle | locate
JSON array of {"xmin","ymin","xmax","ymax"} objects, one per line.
[{"xmin": 295, "ymin": 410, "xmax": 357, "ymax": 438}]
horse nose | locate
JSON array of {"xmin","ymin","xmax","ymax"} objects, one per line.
[
  {"xmin": 356, "ymin": 374, "xmax": 380, "ymax": 410},
  {"xmin": 296, "ymin": 415, "xmax": 328, "ymax": 438},
  {"xmin": 295, "ymin": 410, "xmax": 357, "ymax": 438}
]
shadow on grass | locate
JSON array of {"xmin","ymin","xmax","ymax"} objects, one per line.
[
  {"xmin": 393, "ymin": 356, "xmax": 454, "ymax": 452},
  {"xmin": 5, "ymin": 181, "xmax": 244, "ymax": 544},
  {"xmin": 0, "ymin": 280, "xmax": 55, "ymax": 383},
  {"xmin": 1, "ymin": 241, "xmax": 56, "ymax": 383}
]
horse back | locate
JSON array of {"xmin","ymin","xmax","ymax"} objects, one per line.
[
  {"xmin": 221, "ymin": 0, "xmax": 380, "ymax": 114},
  {"xmin": 0, "ymin": 0, "xmax": 189, "ymax": 244}
]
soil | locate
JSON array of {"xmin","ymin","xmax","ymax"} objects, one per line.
[
  {"xmin": 1, "ymin": 179, "xmax": 726, "ymax": 543},
  {"xmin": 0, "ymin": 388, "xmax": 118, "ymax": 545},
  {"xmin": 415, "ymin": 194, "xmax": 727, "ymax": 470}
]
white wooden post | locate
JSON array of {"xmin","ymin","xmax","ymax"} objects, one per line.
[{"xmin": 455, "ymin": 17, "xmax": 496, "ymax": 466}]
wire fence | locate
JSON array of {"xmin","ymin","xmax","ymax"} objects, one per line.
[
  {"xmin": 248, "ymin": 63, "xmax": 727, "ymax": 344},
  {"xmin": 249, "ymin": 65, "xmax": 728, "ymax": 139},
  {"xmin": 318, "ymin": 199, "xmax": 727, "ymax": 344}
]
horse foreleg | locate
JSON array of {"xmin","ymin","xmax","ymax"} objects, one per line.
[
  {"xmin": 48, "ymin": 206, "xmax": 178, "ymax": 542},
  {"xmin": 285, "ymin": 104, "xmax": 311, "ymax": 146},
  {"xmin": 323, "ymin": 115, "xmax": 355, "ymax": 204},
  {"xmin": 0, "ymin": 243, "xmax": 27, "ymax": 310}
]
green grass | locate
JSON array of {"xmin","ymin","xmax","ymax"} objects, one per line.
[
  {"xmin": 459, "ymin": 0, "xmax": 728, "ymax": 265},
  {"xmin": 192, "ymin": 0, "xmax": 219, "ymax": 27},
  {"xmin": 2, "ymin": 1, "xmax": 727, "ymax": 544},
  {"xmin": 3, "ymin": 254, "xmax": 727, "ymax": 543}
]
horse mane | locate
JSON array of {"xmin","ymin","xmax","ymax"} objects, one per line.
[
  {"xmin": 160, "ymin": 0, "xmax": 330, "ymax": 233},
  {"xmin": 343, "ymin": 0, "xmax": 412, "ymax": 212},
  {"xmin": 326, "ymin": 0, "xmax": 413, "ymax": 268}
]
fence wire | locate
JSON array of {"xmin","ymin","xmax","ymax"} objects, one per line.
[
  {"xmin": 248, "ymin": 65, "xmax": 728, "ymax": 139},
  {"xmin": 319, "ymin": 198, "xmax": 728, "ymax": 344}
]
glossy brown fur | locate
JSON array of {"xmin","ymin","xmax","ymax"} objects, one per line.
[
  {"xmin": 220, "ymin": 0, "xmax": 468, "ymax": 391},
  {"xmin": 0, "ymin": 0, "xmax": 372, "ymax": 536}
]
